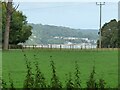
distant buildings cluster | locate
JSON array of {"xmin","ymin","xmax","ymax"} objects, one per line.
[{"xmin": 53, "ymin": 36, "xmax": 97, "ymax": 45}]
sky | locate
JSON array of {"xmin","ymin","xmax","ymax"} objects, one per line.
[
  {"xmin": 118, "ymin": 1, "xmax": 120, "ymax": 20},
  {"xmin": 15, "ymin": 2, "xmax": 118, "ymax": 29}
]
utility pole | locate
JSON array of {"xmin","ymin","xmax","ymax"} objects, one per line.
[{"xmin": 96, "ymin": 2, "xmax": 105, "ymax": 48}]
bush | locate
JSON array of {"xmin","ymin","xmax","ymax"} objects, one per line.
[
  {"xmin": 74, "ymin": 61, "xmax": 81, "ymax": 89},
  {"xmin": 34, "ymin": 55, "xmax": 46, "ymax": 88},
  {"xmin": 2, "ymin": 79, "xmax": 7, "ymax": 89},
  {"xmin": 49, "ymin": 56, "xmax": 62, "ymax": 89},
  {"xmin": 23, "ymin": 54, "xmax": 34, "ymax": 88},
  {"xmin": 86, "ymin": 66, "xmax": 98, "ymax": 89},
  {"xmin": 8, "ymin": 73, "xmax": 15, "ymax": 90},
  {"xmin": 65, "ymin": 72, "xmax": 74, "ymax": 89},
  {"xmin": 98, "ymin": 78, "xmax": 106, "ymax": 89}
]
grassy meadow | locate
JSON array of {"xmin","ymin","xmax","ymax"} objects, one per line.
[{"xmin": 2, "ymin": 49, "xmax": 118, "ymax": 88}]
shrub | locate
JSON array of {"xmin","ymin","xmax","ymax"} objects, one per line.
[
  {"xmin": 8, "ymin": 73, "xmax": 16, "ymax": 90},
  {"xmin": 65, "ymin": 72, "xmax": 74, "ymax": 89},
  {"xmin": 34, "ymin": 55, "xmax": 46, "ymax": 88},
  {"xmin": 23, "ymin": 54, "xmax": 34, "ymax": 88},
  {"xmin": 98, "ymin": 78, "xmax": 106, "ymax": 89},
  {"xmin": 2, "ymin": 79, "xmax": 7, "ymax": 89},
  {"xmin": 74, "ymin": 61, "xmax": 81, "ymax": 89},
  {"xmin": 86, "ymin": 66, "xmax": 98, "ymax": 89},
  {"xmin": 50, "ymin": 56, "xmax": 62, "ymax": 89}
]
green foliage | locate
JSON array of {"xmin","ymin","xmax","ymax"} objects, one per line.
[
  {"xmin": 2, "ymin": 2, "xmax": 32, "ymax": 45},
  {"xmin": 23, "ymin": 54, "xmax": 34, "ymax": 88},
  {"xmin": 118, "ymin": 21, "xmax": 120, "ymax": 48},
  {"xmin": 8, "ymin": 73, "xmax": 15, "ymax": 89},
  {"xmin": 65, "ymin": 72, "xmax": 74, "ymax": 89},
  {"xmin": 98, "ymin": 78, "xmax": 106, "ymax": 89},
  {"xmin": 98, "ymin": 19, "xmax": 119, "ymax": 48},
  {"xmin": 74, "ymin": 61, "xmax": 81, "ymax": 89},
  {"xmin": 2, "ymin": 79, "xmax": 7, "ymax": 89},
  {"xmin": 34, "ymin": 55, "xmax": 46, "ymax": 88},
  {"xmin": 0, "ymin": 2, "xmax": 2, "ymax": 44},
  {"xmin": 50, "ymin": 56, "xmax": 62, "ymax": 88},
  {"xmin": 86, "ymin": 66, "xmax": 98, "ymax": 89},
  {"xmin": 86, "ymin": 66, "xmax": 107, "ymax": 90}
]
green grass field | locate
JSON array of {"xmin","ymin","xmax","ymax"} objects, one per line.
[{"xmin": 2, "ymin": 49, "xmax": 118, "ymax": 88}]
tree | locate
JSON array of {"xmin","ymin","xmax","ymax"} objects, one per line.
[
  {"xmin": 97, "ymin": 19, "xmax": 118, "ymax": 48},
  {"xmin": 0, "ymin": 2, "xmax": 2, "ymax": 46},
  {"xmin": 118, "ymin": 20, "xmax": 120, "ymax": 48},
  {"xmin": 3, "ymin": 0, "xmax": 12, "ymax": 50},
  {"xmin": 2, "ymin": 1, "xmax": 32, "ymax": 49}
]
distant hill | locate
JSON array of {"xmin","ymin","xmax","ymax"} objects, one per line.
[{"xmin": 25, "ymin": 24, "xmax": 98, "ymax": 45}]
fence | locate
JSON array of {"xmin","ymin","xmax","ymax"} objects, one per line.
[
  {"xmin": 22, "ymin": 44, "xmax": 97, "ymax": 49},
  {"xmin": 6, "ymin": 44, "xmax": 119, "ymax": 50}
]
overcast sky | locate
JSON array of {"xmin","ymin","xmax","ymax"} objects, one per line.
[{"xmin": 15, "ymin": 2, "xmax": 118, "ymax": 29}]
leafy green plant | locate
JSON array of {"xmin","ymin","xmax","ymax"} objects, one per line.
[
  {"xmin": 50, "ymin": 56, "xmax": 62, "ymax": 89},
  {"xmin": 8, "ymin": 73, "xmax": 15, "ymax": 90},
  {"xmin": 34, "ymin": 55, "xmax": 46, "ymax": 88},
  {"xmin": 98, "ymin": 78, "xmax": 106, "ymax": 89},
  {"xmin": 65, "ymin": 72, "xmax": 74, "ymax": 89},
  {"xmin": 1, "ymin": 79, "xmax": 7, "ymax": 89},
  {"xmin": 23, "ymin": 54, "xmax": 34, "ymax": 88},
  {"xmin": 74, "ymin": 61, "xmax": 81, "ymax": 89},
  {"xmin": 86, "ymin": 66, "xmax": 98, "ymax": 89}
]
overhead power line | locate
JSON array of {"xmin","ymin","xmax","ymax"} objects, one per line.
[{"xmin": 17, "ymin": 3, "xmax": 82, "ymax": 11}]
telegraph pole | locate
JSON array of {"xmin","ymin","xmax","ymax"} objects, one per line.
[{"xmin": 96, "ymin": 2, "xmax": 105, "ymax": 48}]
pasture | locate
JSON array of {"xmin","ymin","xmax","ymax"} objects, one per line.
[{"xmin": 2, "ymin": 49, "xmax": 118, "ymax": 88}]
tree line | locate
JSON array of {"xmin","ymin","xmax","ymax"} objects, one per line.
[{"xmin": 97, "ymin": 19, "xmax": 120, "ymax": 48}]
